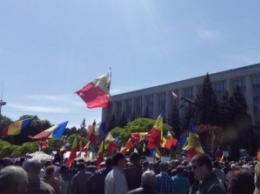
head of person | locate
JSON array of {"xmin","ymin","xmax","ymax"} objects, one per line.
[
  {"xmin": 130, "ymin": 152, "xmax": 141, "ymax": 166},
  {"xmin": 0, "ymin": 166, "xmax": 28, "ymax": 194},
  {"xmin": 23, "ymin": 159, "xmax": 42, "ymax": 177},
  {"xmin": 226, "ymin": 167, "xmax": 255, "ymax": 194},
  {"xmin": 159, "ymin": 162, "xmax": 169, "ymax": 172},
  {"xmin": 176, "ymin": 165, "xmax": 185, "ymax": 175},
  {"xmin": 141, "ymin": 170, "xmax": 156, "ymax": 189},
  {"xmin": 77, "ymin": 162, "xmax": 86, "ymax": 171},
  {"xmin": 105, "ymin": 157, "xmax": 113, "ymax": 170},
  {"xmin": 45, "ymin": 165, "xmax": 55, "ymax": 176},
  {"xmin": 112, "ymin": 152, "xmax": 127, "ymax": 169},
  {"xmin": 2, "ymin": 157, "xmax": 13, "ymax": 167},
  {"xmin": 191, "ymin": 153, "xmax": 212, "ymax": 181}
]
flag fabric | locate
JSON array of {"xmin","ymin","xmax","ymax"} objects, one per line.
[
  {"xmin": 104, "ymin": 133, "xmax": 118, "ymax": 155},
  {"xmin": 146, "ymin": 115, "xmax": 163, "ymax": 149},
  {"xmin": 87, "ymin": 124, "xmax": 98, "ymax": 144},
  {"xmin": 131, "ymin": 132, "xmax": 148, "ymax": 146},
  {"xmin": 96, "ymin": 141, "xmax": 104, "ymax": 169},
  {"xmin": 183, "ymin": 122, "xmax": 204, "ymax": 159},
  {"xmin": 171, "ymin": 91, "xmax": 178, "ymax": 100},
  {"xmin": 177, "ymin": 133, "xmax": 187, "ymax": 149},
  {"xmin": 75, "ymin": 72, "xmax": 111, "ymax": 109},
  {"xmin": 121, "ymin": 138, "xmax": 134, "ymax": 154},
  {"xmin": 29, "ymin": 121, "xmax": 68, "ymax": 140},
  {"xmin": 0, "ymin": 117, "xmax": 34, "ymax": 136},
  {"xmin": 48, "ymin": 121, "xmax": 68, "ymax": 139},
  {"xmin": 98, "ymin": 122, "xmax": 105, "ymax": 137},
  {"xmin": 161, "ymin": 130, "xmax": 178, "ymax": 150},
  {"xmin": 150, "ymin": 148, "xmax": 161, "ymax": 159},
  {"xmin": 65, "ymin": 137, "xmax": 79, "ymax": 167}
]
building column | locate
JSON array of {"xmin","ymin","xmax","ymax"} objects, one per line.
[
  {"xmin": 226, "ymin": 79, "xmax": 232, "ymax": 94},
  {"xmin": 154, "ymin": 93, "xmax": 159, "ymax": 118},
  {"xmin": 165, "ymin": 91, "xmax": 171, "ymax": 120},
  {"xmin": 246, "ymin": 76, "xmax": 254, "ymax": 123}
]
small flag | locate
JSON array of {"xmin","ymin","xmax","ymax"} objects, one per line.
[{"xmin": 171, "ymin": 91, "xmax": 178, "ymax": 100}]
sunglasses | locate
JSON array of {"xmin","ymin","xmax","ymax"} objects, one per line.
[{"xmin": 192, "ymin": 165, "xmax": 198, "ymax": 170}]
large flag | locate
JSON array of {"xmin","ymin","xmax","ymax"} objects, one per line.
[
  {"xmin": 75, "ymin": 72, "xmax": 111, "ymax": 108},
  {"xmin": 0, "ymin": 117, "xmax": 34, "ymax": 136},
  {"xmin": 87, "ymin": 122, "xmax": 99, "ymax": 144},
  {"xmin": 65, "ymin": 136, "xmax": 79, "ymax": 167},
  {"xmin": 183, "ymin": 122, "xmax": 204, "ymax": 159},
  {"xmin": 29, "ymin": 121, "xmax": 68, "ymax": 140},
  {"xmin": 146, "ymin": 115, "xmax": 163, "ymax": 149}
]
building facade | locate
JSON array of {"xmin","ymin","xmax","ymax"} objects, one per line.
[{"xmin": 102, "ymin": 63, "xmax": 260, "ymax": 127}]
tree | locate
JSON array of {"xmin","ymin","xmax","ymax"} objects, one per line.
[
  {"xmin": 110, "ymin": 117, "xmax": 172, "ymax": 147},
  {"xmin": 119, "ymin": 112, "xmax": 127, "ymax": 127},
  {"xmin": 195, "ymin": 73, "xmax": 219, "ymax": 125},
  {"xmin": 168, "ymin": 101, "xmax": 181, "ymax": 138}
]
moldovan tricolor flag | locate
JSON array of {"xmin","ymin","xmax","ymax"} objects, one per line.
[
  {"xmin": 0, "ymin": 117, "xmax": 34, "ymax": 136},
  {"xmin": 146, "ymin": 115, "xmax": 163, "ymax": 149},
  {"xmin": 76, "ymin": 72, "xmax": 111, "ymax": 108},
  {"xmin": 65, "ymin": 136, "xmax": 79, "ymax": 167},
  {"xmin": 29, "ymin": 121, "xmax": 68, "ymax": 140}
]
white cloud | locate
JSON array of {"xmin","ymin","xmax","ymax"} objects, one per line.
[
  {"xmin": 7, "ymin": 102, "xmax": 72, "ymax": 114},
  {"xmin": 24, "ymin": 95, "xmax": 83, "ymax": 106},
  {"xmin": 198, "ymin": 30, "xmax": 220, "ymax": 39}
]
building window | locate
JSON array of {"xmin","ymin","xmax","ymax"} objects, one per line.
[
  {"xmin": 125, "ymin": 99, "xmax": 132, "ymax": 121},
  {"xmin": 158, "ymin": 92, "xmax": 166, "ymax": 115},
  {"xmin": 212, "ymin": 80, "xmax": 226, "ymax": 99},
  {"xmin": 253, "ymin": 74, "xmax": 260, "ymax": 125},
  {"xmin": 233, "ymin": 77, "xmax": 246, "ymax": 95},
  {"xmin": 146, "ymin": 94, "xmax": 154, "ymax": 118},
  {"xmin": 116, "ymin": 101, "xmax": 122, "ymax": 119},
  {"xmin": 134, "ymin": 97, "xmax": 142, "ymax": 118}
]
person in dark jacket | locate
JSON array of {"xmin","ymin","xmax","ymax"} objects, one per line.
[
  {"xmin": 23, "ymin": 159, "xmax": 55, "ymax": 194},
  {"xmin": 127, "ymin": 170, "xmax": 158, "ymax": 194},
  {"xmin": 124, "ymin": 152, "xmax": 143, "ymax": 191},
  {"xmin": 70, "ymin": 162, "xmax": 93, "ymax": 194},
  {"xmin": 87, "ymin": 158, "xmax": 113, "ymax": 194},
  {"xmin": 191, "ymin": 153, "xmax": 226, "ymax": 194}
]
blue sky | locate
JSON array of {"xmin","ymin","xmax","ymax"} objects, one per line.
[{"xmin": 0, "ymin": 0, "xmax": 260, "ymax": 128}]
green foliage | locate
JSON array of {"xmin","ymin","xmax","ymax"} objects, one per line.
[
  {"xmin": 195, "ymin": 73, "xmax": 219, "ymax": 125},
  {"xmin": 110, "ymin": 118, "xmax": 172, "ymax": 147}
]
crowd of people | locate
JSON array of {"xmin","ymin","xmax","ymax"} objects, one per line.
[{"xmin": 1, "ymin": 152, "xmax": 260, "ymax": 194}]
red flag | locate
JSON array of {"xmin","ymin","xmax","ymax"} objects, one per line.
[
  {"xmin": 96, "ymin": 141, "xmax": 104, "ymax": 169},
  {"xmin": 65, "ymin": 137, "xmax": 78, "ymax": 167},
  {"xmin": 75, "ymin": 73, "xmax": 111, "ymax": 108},
  {"xmin": 121, "ymin": 138, "xmax": 134, "ymax": 154},
  {"xmin": 146, "ymin": 115, "xmax": 163, "ymax": 149}
]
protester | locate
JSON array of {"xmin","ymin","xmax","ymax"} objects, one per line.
[
  {"xmin": 226, "ymin": 166, "xmax": 255, "ymax": 194},
  {"xmin": 59, "ymin": 164, "xmax": 70, "ymax": 194},
  {"xmin": 172, "ymin": 165, "xmax": 190, "ymax": 194},
  {"xmin": 124, "ymin": 152, "xmax": 143, "ymax": 191},
  {"xmin": 70, "ymin": 162, "xmax": 93, "ymax": 194},
  {"xmin": 127, "ymin": 170, "xmax": 158, "ymax": 194},
  {"xmin": 191, "ymin": 153, "xmax": 226, "ymax": 194},
  {"xmin": 87, "ymin": 157, "xmax": 113, "ymax": 194},
  {"xmin": 155, "ymin": 161, "xmax": 175, "ymax": 194},
  {"xmin": 105, "ymin": 152, "xmax": 128, "ymax": 194},
  {"xmin": 43, "ymin": 165, "xmax": 62, "ymax": 194},
  {"xmin": 0, "ymin": 166, "xmax": 28, "ymax": 194},
  {"xmin": 23, "ymin": 159, "xmax": 55, "ymax": 194}
]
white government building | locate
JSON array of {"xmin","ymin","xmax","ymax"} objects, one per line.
[{"xmin": 102, "ymin": 63, "xmax": 260, "ymax": 127}]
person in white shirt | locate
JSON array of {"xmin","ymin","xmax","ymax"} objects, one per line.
[{"xmin": 105, "ymin": 152, "xmax": 128, "ymax": 194}]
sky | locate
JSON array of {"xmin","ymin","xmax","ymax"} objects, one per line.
[{"xmin": 0, "ymin": 0, "xmax": 260, "ymax": 128}]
